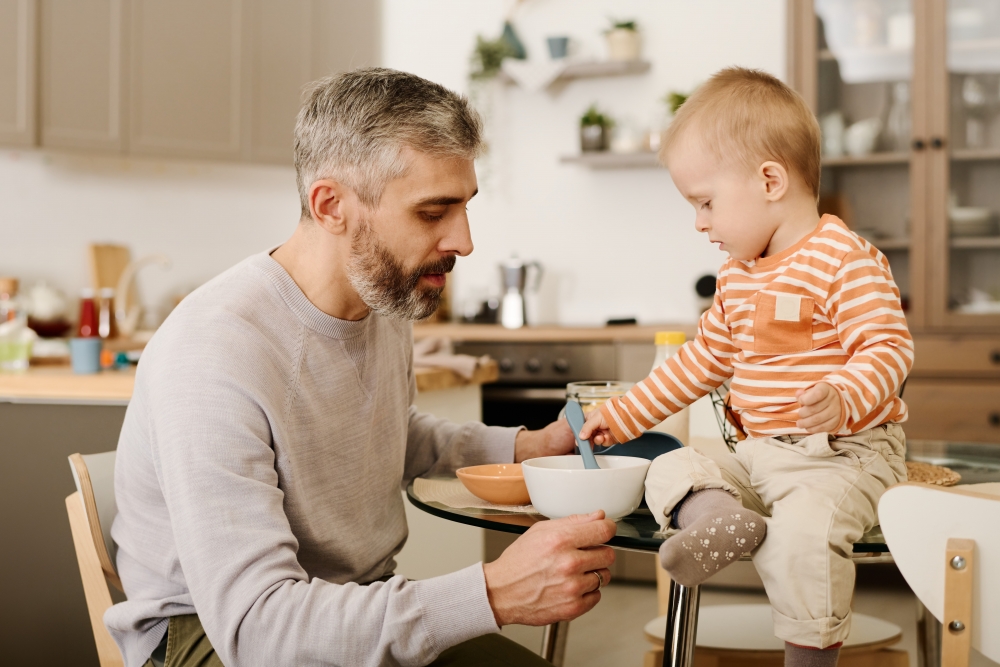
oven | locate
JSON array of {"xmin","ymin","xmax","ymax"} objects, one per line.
[{"xmin": 453, "ymin": 342, "xmax": 621, "ymax": 430}]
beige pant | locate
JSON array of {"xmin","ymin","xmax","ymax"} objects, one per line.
[{"xmin": 645, "ymin": 424, "xmax": 907, "ymax": 649}]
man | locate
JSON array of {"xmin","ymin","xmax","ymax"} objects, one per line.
[{"xmin": 107, "ymin": 68, "xmax": 617, "ymax": 667}]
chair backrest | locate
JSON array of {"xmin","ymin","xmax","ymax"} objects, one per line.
[
  {"xmin": 879, "ymin": 482, "xmax": 1000, "ymax": 665},
  {"xmin": 69, "ymin": 451, "xmax": 121, "ymax": 590}
]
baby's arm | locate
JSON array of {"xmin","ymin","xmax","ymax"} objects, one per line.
[
  {"xmin": 815, "ymin": 249, "xmax": 914, "ymax": 433},
  {"xmin": 580, "ymin": 286, "xmax": 735, "ymax": 445}
]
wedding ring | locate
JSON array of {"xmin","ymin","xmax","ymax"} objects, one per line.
[{"xmin": 590, "ymin": 570, "xmax": 605, "ymax": 592}]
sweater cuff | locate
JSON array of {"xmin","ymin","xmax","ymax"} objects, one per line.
[
  {"xmin": 474, "ymin": 425, "xmax": 520, "ymax": 465},
  {"xmin": 412, "ymin": 563, "xmax": 500, "ymax": 655}
]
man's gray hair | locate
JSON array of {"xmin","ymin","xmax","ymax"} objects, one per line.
[{"xmin": 294, "ymin": 68, "xmax": 484, "ymax": 217}]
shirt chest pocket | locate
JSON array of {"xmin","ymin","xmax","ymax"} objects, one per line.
[{"xmin": 752, "ymin": 292, "xmax": 816, "ymax": 355}]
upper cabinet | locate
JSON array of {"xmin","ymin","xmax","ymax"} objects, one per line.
[
  {"xmin": 11, "ymin": 0, "xmax": 380, "ymax": 164},
  {"xmin": 0, "ymin": 0, "xmax": 37, "ymax": 147},
  {"xmin": 790, "ymin": 0, "xmax": 1000, "ymax": 333}
]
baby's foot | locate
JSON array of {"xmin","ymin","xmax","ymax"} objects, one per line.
[{"xmin": 658, "ymin": 489, "xmax": 766, "ymax": 587}]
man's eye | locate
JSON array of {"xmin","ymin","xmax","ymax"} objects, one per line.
[{"xmin": 420, "ymin": 211, "xmax": 446, "ymax": 222}]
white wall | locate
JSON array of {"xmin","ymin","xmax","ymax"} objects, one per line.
[
  {"xmin": 0, "ymin": 0, "xmax": 785, "ymax": 328},
  {"xmin": 383, "ymin": 0, "xmax": 787, "ymax": 325}
]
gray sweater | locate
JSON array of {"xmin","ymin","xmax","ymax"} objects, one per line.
[{"xmin": 106, "ymin": 251, "xmax": 517, "ymax": 667}]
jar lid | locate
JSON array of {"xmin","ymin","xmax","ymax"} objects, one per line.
[{"xmin": 655, "ymin": 331, "xmax": 686, "ymax": 346}]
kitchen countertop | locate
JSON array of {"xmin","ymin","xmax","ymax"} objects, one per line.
[
  {"xmin": 0, "ymin": 361, "xmax": 499, "ymax": 406},
  {"xmin": 412, "ymin": 323, "xmax": 699, "ymax": 343}
]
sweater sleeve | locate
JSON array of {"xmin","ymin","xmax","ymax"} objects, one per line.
[
  {"xmin": 820, "ymin": 249, "xmax": 914, "ymax": 433},
  {"xmin": 599, "ymin": 286, "xmax": 736, "ymax": 444},
  {"xmin": 149, "ymin": 363, "xmax": 499, "ymax": 667}
]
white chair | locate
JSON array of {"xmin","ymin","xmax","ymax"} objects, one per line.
[
  {"xmin": 879, "ymin": 482, "xmax": 1000, "ymax": 667},
  {"xmin": 67, "ymin": 451, "xmax": 124, "ymax": 667}
]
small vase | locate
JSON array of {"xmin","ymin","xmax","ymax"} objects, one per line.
[
  {"xmin": 580, "ymin": 124, "xmax": 608, "ymax": 152},
  {"xmin": 605, "ymin": 29, "xmax": 641, "ymax": 61}
]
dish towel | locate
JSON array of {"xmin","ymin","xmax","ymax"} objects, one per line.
[
  {"xmin": 412, "ymin": 478, "xmax": 538, "ymax": 515},
  {"xmin": 412, "ymin": 337, "xmax": 490, "ymax": 380}
]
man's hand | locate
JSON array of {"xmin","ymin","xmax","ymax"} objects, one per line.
[
  {"xmin": 482, "ymin": 511, "xmax": 616, "ymax": 627},
  {"xmin": 796, "ymin": 382, "xmax": 842, "ymax": 433},
  {"xmin": 514, "ymin": 419, "xmax": 575, "ymax": 462},
  {"xmin": 577, "ymin": 408, "xmax": 618, "ymax": 447}
]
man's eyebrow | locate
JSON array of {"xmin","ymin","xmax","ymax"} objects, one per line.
[{"xmin": 415, "ymin": 189, "xmax": 478, "ymax": 207}]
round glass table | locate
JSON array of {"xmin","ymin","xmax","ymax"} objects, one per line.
[{"xmin": 405, "ymin": 440, "xmax": 1000, "ymax": 667}]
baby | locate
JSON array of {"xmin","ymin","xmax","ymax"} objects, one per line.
[{"xmin": 580, "ymin": 67, "xmax": 912, "ymax": 665}]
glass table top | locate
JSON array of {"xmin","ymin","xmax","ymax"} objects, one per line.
[{"xmin": 406, "ymin": 440, "xmax": 1000, "ymax": 555}]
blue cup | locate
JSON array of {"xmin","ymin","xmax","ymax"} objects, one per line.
[
  {"xmin": 547, "ymin": 36, "xmax": 569, "ymax": 59},
  {"xmin": 70, "ymin": 337, "xmax": 102, "ymax": 374}
]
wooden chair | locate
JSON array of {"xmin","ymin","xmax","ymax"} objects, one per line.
[
  {"xmin": 67, "ymin": 451, "xmax": 124, "ymax": 667},
  {"xmin": 879, "ymin": 482, "xmax": 1000, "ymax": 667}
]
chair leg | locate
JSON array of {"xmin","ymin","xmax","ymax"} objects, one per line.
[
  {"xmin": 540, "ymin": 620, "xmax": 570, "ymax": 665},
  {"xmin": 662, "ymin": 580, "xmax": 701, "ymax": 667},
  {"xmin": 917, "ymin": 599, "xmax": 942, "ymax": 667}
]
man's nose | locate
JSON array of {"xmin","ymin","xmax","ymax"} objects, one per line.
[{"xmin": 441, "ymin": 213, "xmax": 474, "ymax": 257}]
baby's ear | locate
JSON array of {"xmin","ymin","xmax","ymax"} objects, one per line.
[{"xmin": 758, "ymin": 161, "xmax": 789, "ymax": 201}]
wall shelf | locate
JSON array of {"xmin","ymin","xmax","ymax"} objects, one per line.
[
  {"xmin": 952, "ymin": 148, "xmax": 1000, "ymax": 162},
  {"xmin": 871, "ymin": 237, "xmax": 911, "ymax": 250},
  {"xmin": 951, "ymin": 236, "xmax": 1000, "ymax": 249},
  {"xmin": 822, "ymin": 152, "xmax": 910, "ymax": 167},
  {"xmin": 559, "ymin": 151, "xmax": 661, "ymax": 169},
  {"xmin": 500, "ymin": 59, "xmax": 651, "ymax": 87}
]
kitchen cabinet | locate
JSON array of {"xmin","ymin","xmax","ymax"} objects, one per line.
[
  {"xmin": 40, "ymin": 0, "xmax": 127, "ymax": 151},
  {"xmin": 0, "ymin": 0, "xmax": 37, "ymax": 147},
  {"xmin": 18, "ymin": 0, "xmax": 380, "ymax": 163}
]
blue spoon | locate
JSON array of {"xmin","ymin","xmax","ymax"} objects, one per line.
[{"xmin": 564, "ymin": 400, "xmax": 600, "ymax": 470}]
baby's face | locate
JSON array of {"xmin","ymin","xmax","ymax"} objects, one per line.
[{"xmin": 666, "ymin": 133, "xmax": 778, "ymax": 262}]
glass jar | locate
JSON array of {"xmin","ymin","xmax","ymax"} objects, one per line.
[{"xmin": 565, "ymin": 381, "xmax": 633, "ymax": 416}]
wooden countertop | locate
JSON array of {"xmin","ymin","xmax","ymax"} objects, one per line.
[
  {"xmin": 0, "ymin": 360, "xmax": 499, "ymax": 405},
  {"xmin": 412, "ymin": 323, "xmax": 699, "ymax": 343}
]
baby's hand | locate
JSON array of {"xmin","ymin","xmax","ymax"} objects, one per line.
[
  {"xmin": 796, "ymin": 382, "xmax": 842, "ymax": 433},
  {"xmin": 577, "ymin": 409, "xmax": 619, "ymax": 447}
]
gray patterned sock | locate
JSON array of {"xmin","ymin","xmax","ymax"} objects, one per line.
[
  {"xmin": 658, "ymin": 489, "xmax": 766, "ymax": 587},
  {"xmin": 785, "ymin": 642, "xmax": 842, "ymax": 667}
]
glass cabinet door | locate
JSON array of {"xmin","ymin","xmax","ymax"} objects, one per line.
[
  {"xmin": 940, "ymin": 0, "xmax": 1000, "ymax": 326},
  {"xmin": 813, "ymin": 0, "xmax": 920, "ymax": 322}
]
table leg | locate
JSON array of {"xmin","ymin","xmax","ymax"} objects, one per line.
[
  {"xmin": 541, "ymin": 620, "xmax": 570, "ymax": 666},
  {"xmin": 662, "ymin": 579, "xmax": 701, "ymax": 667},
  {"xmin": 917, "ymin": 599, "xmax": 942, "ymax": 667}
]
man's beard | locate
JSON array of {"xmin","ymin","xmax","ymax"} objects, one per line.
[{"xmin": 347, "ymin": 219, "xmax": 455, "ymax": 321}]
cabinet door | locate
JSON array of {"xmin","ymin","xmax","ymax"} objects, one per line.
[
  {"xmin": 248, "ymin": 0, "xmax": 380, "ymax": 165},
  {"xmin": 39, "ymin": 0, "xmax": 128, "ymax": 152},
  {"xmin": 129, "ymin": 0, "xmax": 247, "ymax": 160},
  {"xmin": 929, "ymin": 0, "xmax": 1000, "ymax": 330},
  {"xmin": 0, "ymin": 0, "xmax": 37, "ymax": 147},
  {"xmin": 904, "ymin": 379, "xmax": 1000, "ymax": 442},
  {"xmin": 798, "ymin": 0, "xmax": 929, "ymax": 329}
]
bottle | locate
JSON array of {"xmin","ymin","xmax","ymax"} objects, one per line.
[
  {"xmin": 648, "ymin": 331, "xmax": 690, "ymax": 446},
  {"xmin": 98, "ymin": 288, "xmax": 117, "ymax": 339},
  {"xmin": 0, "ymin": 278, "xmax": 21, "ymax": 323},
  {"xmin": 77, "ymin": 289, "xmax": 99, "ymax": 338}
]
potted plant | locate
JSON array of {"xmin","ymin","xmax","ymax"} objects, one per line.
[
  {"xmin": 605, "ymin": 19, "xmax": 641, "ymax": 61},
  {"xmin": 580, "ymin": 105, "xmax": 613, "ymax": 152}
]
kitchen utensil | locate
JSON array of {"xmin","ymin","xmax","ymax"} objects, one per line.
[
  {"xmin": 115, "ymin": 254, "xmax": 171, "ymax": 337},
  {"xmin": 456, "ymin": 463, "xmax": 531, "ymax": 505},
  {"xmin": 499, "ymin": 256, "xmax": 542, "ymax": 329},
  {"xmin": 521, "ymin": 455, "xmax": 651, "ymax": 520},
  {"xmin": 564, "ymin": 400, "xmax": 600, "ymax": 470}
]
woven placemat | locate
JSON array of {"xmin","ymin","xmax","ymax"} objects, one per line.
[
  {"xmin": 412, "ymin": 477, "xmax": 538, "ymax": 514},
  {"xmin": 906, "ymin": 461, "xmax": 961, "ymax": 486}
]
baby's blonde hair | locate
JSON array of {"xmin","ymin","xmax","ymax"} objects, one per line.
[{"xmin": 662, "ymin": 67, "xmax": 821, "ymax": 199}]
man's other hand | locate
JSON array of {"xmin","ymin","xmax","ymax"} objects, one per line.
[
  {"xmin": 514, "ymin": 419, "xmax": 575, "ymax": 462},
  {"xmin": 482, "ymin": 511, "xmax": 616, "ymax": 627}
]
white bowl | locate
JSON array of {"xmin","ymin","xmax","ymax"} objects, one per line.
[
  {"xmin": 522, "ymin": 455, "xmax": 651, "ymax": 520},
  {"xmin": 950, "ymin": 207, "xmax": 995, "ymax": 237}
]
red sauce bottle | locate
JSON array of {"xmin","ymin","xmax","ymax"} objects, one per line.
[{"xmin": 77, "ymin": 288, "xmax": 99, "ymax": 338}]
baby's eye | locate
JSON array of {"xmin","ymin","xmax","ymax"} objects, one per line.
[{"xmin": 701, "ymin": 201, "xmax": 712, "ymax": 210}]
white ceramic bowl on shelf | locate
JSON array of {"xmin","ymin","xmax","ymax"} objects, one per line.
[
  {"xmin": 950, "ymin": 207, "xmax": 996, "ymax": 237},
  {"xmin": 521, "ymin": 455, "xmax": 651, "ymax": 520}
]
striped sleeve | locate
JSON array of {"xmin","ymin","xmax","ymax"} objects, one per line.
[
  {"xmin": 599, "ymin": 287, "xmax": 736, "ymax": 444},
  {"xmin": 821, "ymin": 250, "xmax": 913, "ymax": 433}
]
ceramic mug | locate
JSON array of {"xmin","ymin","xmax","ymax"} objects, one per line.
[{"xmin": 70, "ymin": 337, "xmax": 102, "ymax": 374}]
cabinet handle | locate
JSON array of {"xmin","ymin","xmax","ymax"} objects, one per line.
[
  {"xmin": 931, "ymin": 137, "xmax": 945, "ymax": 149},
  {"xmin": 912, "ymin": 138, "xmax": 926, "ymax": 151},
  {"xmin": 992, "ymin": 351, "xmax": 1000, "ymax": 365},
  {"xmin": 991, "ymin": 413, "xmax": 1000, "ymax": 428}
]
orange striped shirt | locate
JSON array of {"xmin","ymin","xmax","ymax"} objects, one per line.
[{"xmin": 601, "ymin": 215, "xmax": 913, "ymax": 441}]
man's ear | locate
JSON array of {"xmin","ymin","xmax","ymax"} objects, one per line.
[
  {"xmin": 758, "ymin": 161, "xmax": 789, "ymax": 202},
  {"xmin": 308, "ymin": 179, "xmax": 352, "ymax": 235}
]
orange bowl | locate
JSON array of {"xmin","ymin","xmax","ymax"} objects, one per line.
[{"xmin": 456, "ymin": 463, "xmax": 531, "ymax": 505}]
